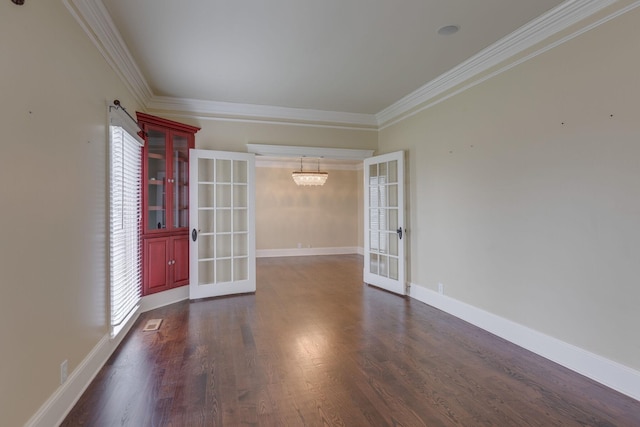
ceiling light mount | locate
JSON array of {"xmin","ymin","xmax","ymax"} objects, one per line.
[
  {"xmin": 12, "ymin": 0, "xmax": 25, "ymax": 5},
  {"xmin": 437, "ymin": 25, "xmax": 460, "ymax": 36}
]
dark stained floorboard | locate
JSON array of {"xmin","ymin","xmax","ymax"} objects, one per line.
[{"xmin": 62, "ymin": 255, "xmax": 640, "ymax": 426}]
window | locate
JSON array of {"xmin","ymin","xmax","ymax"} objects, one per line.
[{"xmin": 109, "ymin": 108, "xmax": 144, "ymax": 338}]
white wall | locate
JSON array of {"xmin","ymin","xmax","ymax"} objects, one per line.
[{"xmin": 379, "ymin": 6, "xmax": 640, "ymax": 371}]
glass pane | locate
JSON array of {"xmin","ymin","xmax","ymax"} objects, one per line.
[
  {"xmin": 173, "ymin": 134, "xmax": 189, "ymax": 228},
  {"xmin": 216, "ymin": 159, "xmax": 231, "ymax": 183},
  {"xmin": 216, "ymin": 184, "xmax": 231, "ymax": 208},
  {"xmin": 217, "ymin": 259, "xmax": 232, "ymax": 282},
  {"xmin": 147, "ymin": 129, "xmax": 166, "ymax": 231},
  {"xmin": 198, "ymin": 235, "xmax": 215, "ymax": 259},
  {"xmin": 233, "ymin": 209, "xmax": 248, "ymax": 232},
  {"xmin": 389, "ymin": 232, "xmax": 398, "ymax": 256},
  {"xmin": 388, "ymin": 184, "xmax": 398, "ymax": 208},
  {"xmin": 198, "ymin": 184, "xmax": 215, "ymax": 208},
  {"xmin": 369, "ymin": 187, "xmax": 379, "ymax": 208},
  {"xmin": 233, "ymin": 185, "xmax": 247, "ymax": 208},
  {"xmin": 379, "ymin": 232, "xmax": 387, "ymax": 254},
  {"xmin": 233, "ymin": 160, "xmax": 247, "ymax": 183},
  {"xmin": 379, "ymin": 209, "xmax": 388, "ymax": 231},
  {"xmin": 198, "ymin": 158, "xmax": 215, "ymax": 182},
  {"xmin": 389, "ymin": 257, "xmax": 399, "ymax": 280},
  {"xmin": 198, "ymin": 260, "xmax": 215, "ymax": 285},
  {"xmin": 379, "ymin": 162, "xmax": 388, "ymax": 181},
  {"xmin": 388, "ymin": 160, "xmax": 398, "ymax": 184},
  {"xmin": 379, "ymin": 255, "xmax": 388, "ymax": 277},
  {"xmin": 233, "ymin": 233, "xmax": 248, "ymax": 257},
  {"xmin": 369, "ymin": 253, "xmax": 379, "ymax": 275},
  {"xmin": 369, "ymin": 164, "xmax": 378, "ymax": 179},
  {"xmin": 148, "ymin": 208, "xmax": 165, "ymax": 231},
  {"xmin": 369, "ymin": 230, "xmax": 379, "ymax": 251},
  {"xmin": 216, "ymin": 234, "xmax": 232, "ymax": 258},
  {"xmin": 216, "ymin": 209, "xmax": 231, "ymax": 233},
  {"xmin": 199, "ymin": 210, "xmax": 215, "ymax": 233},
  {"xmin": 369, "ymin": 209, "xmax": 379, "ymax": 231},
  {"xmin": 378, "ymin": 186, "xmax": 387, "ymax": 207},
  {"xmin": 388, "ymin": 209, "xmax": 398, "ymax": 231},
  {"xmin": 234, "ymin": 257, "xmax": 248, "ymax": 281}
]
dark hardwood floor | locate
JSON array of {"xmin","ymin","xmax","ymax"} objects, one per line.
[{"xmin": 62, "ymin": 255, "xmax": 640, "ymax": 426}]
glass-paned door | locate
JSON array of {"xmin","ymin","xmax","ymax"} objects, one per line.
[
  {"xmin": 146, "ymin": 128, "xmax": 167, "ymax": 231},
  {"xmin": 364, "ymin": 151, "xmax": 405, "ymax": 295},
  {"xmin": 189, "ymin": 149, "xmax": 256, "ymax": 299},
  {"xmin": 172, "ymin": 132, "xmax": 190, "ymax": 229}
]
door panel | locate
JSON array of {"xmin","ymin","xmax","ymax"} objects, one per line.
[
  {"xmin": 364, "ymin": 151, "xmax": 405, "ymax": 295},
  {"xmin": 172, "ymin": 235, "xmax": 190, "ymax": 286},
  {"xmin": 189, "ymin": 150, "xmax": 256, "ymax": 299},
  {"xmin": 143, "ymin": 237, "xmax": 169, "ymax": 294}
]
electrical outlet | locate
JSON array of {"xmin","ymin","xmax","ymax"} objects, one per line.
[
  {"xmin": 60, "ymin": 360, "xmax": 68, "ymax": 384},
  {"xmin": 438, "ymin": 283, "xmax": 444, "ymax": 295}
]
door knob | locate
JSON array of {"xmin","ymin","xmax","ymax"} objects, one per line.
[
  {"xmin": 192, "ymin": 228, "xmax": 198, "ymax": 242},
  {"xmin": 396, "ymin": 227, "xmax": 403, "ymax": 240}
]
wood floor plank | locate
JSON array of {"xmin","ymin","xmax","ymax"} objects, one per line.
[{"xmin": 62, "ymin": 255, "xmax": 640, "ymax": 426}]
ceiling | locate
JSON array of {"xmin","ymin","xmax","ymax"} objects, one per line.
[{"xmin": 82, "ymin": 0, "xmax": 615, "ymax": 127}]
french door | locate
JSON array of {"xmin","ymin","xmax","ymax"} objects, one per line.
[
  {"xmin": 189, "ymin": 150, "xmax": 256, "ymax": 299},
  {"xmin": 363, "ymin": 151, "xmax": 406, "ymax": 295}
]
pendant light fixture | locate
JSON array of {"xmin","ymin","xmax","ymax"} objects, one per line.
[{"xmin": 292, "ymin": 157, "xmax": 328, "ymax": 186}]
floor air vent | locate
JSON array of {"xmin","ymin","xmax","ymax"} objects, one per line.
[{"xmin": 142, "ymin": 319, "xmax": 162, "ymax": 332}]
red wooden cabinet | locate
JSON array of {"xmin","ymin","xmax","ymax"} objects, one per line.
[
  {"xmin": 143, "ymin": 235, "xmax": 190, "ymax": 294},
  {"xmin": 137, "ymin": 112, "xmax": 200, "ymax": 295}
]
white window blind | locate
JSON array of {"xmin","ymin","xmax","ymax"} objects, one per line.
[{"xmin": 109, "ymin": 114, "xmax": 144, "ymax": 338}]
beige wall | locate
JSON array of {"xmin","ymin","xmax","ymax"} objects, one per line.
[
  {"xmin": 379, "ymin": 7, "xmax": 640, "ymax": 370},
  {"xmin": 255, "ymin": 166, "xmax": 360, "ymax": 251},
  {"xmin": 0, "ymin": 1, "xmax": 142, "ymax": 425},
  {"xmin": 0, "ymin": 3, "xmax": 374, "ymax": 425}
]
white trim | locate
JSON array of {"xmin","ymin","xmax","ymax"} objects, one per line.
[
  {"xmin": 256, "ymin": 158, "xmax": 362, "ymax": 171},
  {"xmin": 379, "ymin": 0, "xmax": 640, "ymax": 130},
  {"xmin": 66, "ymin": 0, "xmax": 637, "ymax": 129},
  {"xmin": 247, "ymin": 144, "xmax": 374, "ymax": 161},
  {"xmin": 145, "ymin": 111, "xmax": 380, "ymax": 132},
  {"xmin": 408, "ymin": 284, "xmax": 640, "ymax": 401},
  {"xmin": 257, "ymin": 246, "xmax": 359, "ymax": 258},
  {"xmin": 148, "ymin": 96, "xmax": 378, "ymax": 128},
  {"xmin": 140, "ymin": 286, "xmax": 189, "ymax": 313},
  {"xmin": 63, "ymin": 0, "xmax": 152, "ymax": 107},
  {"xmin": 25, "ymin": 312, "xmax": 140, "ymax": 427},
  {"xmin": 376, "ymin": 0, "xmax": 619, "ymax": 126}
]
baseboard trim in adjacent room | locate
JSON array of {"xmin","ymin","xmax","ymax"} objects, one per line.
[
  {"xmin": 140, "ymin": 286, "xmax": 189, "ymax": 313},
  {"xmin": 408, "ymin": 283, "xmax": 640, "ymax": 402},
  {"xmin": 25, "ymin": 312, "xmax": 140, "ymax": 427},
  {"xmin": 257, "ymin": 246, "xmax": 360, "ymax": 258}
]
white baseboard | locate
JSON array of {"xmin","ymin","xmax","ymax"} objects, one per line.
[
  {"xmin": 140, "ymin": 286, "xmax": 189, "ymax": 312},
  {"xmin": 409, "ymin": 283, "xmax": 640, "ymax": 401},
  {"xmin": 25, "ymin": 311, "xmax": 140, "ymax": 427},
  {"xmin": 257, "ymin": 246, "xmax": 359, "ymax": 258}
]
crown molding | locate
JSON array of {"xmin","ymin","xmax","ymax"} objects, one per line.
[
  {"xmin": 146, "ymin": 96, "xmax": 378, "ymax": 128},
  {"xmin": 376, "ymin": 0, "xmax": 619, "ymax": 126},
  {"xmin": 247, "ymin": 143, "xmax": 374, "ymax": 161},
  {"xmin": 64, "ymin": 0, "xmax": 153, "ymax": 106},
  {"xmin": 255, "ymin": 157, "xmax": 363, "ymax": 171},
  {"xmin": 67, "ymin": 0, "xmax": 630, "ymax": 130}
]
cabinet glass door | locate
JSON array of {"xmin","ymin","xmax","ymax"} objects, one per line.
[
  {"xmin": 189, "ymin": 149, "xmax": 255, "ymax": 299},
  {"xmin": 146, "ymin": 129, "xmax": 167, "ymax": 231},
  {"xmin": 173, "ymin": 133, "xmax": 190, "ymax": 229}
]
